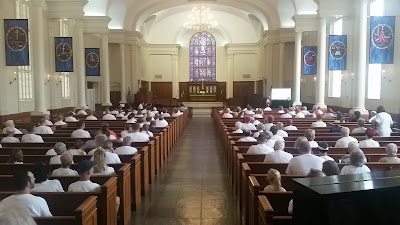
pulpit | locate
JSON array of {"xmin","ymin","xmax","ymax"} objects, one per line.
[{"xmin": 179, "ymin": 81, "xmax": 226, "ymax": 102}]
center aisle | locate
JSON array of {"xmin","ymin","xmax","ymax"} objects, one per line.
[{"xmin": 132, "ymin": 117, "xmax": 237, "ymax": 225}]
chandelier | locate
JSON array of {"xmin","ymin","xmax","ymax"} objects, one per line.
[{"xmin": 184, "ymin": 6, "xmax": 218, "ymax": 32}]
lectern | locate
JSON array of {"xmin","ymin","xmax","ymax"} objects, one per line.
[{"xmin": 293, "ymin": 170, "xmax": 400, "ymax": 225}]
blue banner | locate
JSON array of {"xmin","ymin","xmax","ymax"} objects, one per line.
[
  {"xmin": 55, "ymin": 37, "xmax": 73, "ymax": 72},
  {"xmin": 328, "ymin": 35, "xmax": 347, "ymax": 70},
  {"xmin": 4, "ymin": 19, "xmax": 29, "ymax": 66},
  {"xmin": 85, "ymin": 48, "xmax": 100, "ymax": 76},
  {"xmin": 369, "ymin": 16, "xmax": 396, "ymax": 64},
  {"xmin": 302, "ymin": 46, "xmax": 318, "ymax": 75}
]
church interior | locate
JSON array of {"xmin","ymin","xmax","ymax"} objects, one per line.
[{"xmin": 0, "ymin": 0, "xmax": 400, "ymax": 224}]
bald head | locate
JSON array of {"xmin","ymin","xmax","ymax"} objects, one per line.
[
  {"xmin": 274, "ymin": 141, "xmax": 285, "ymax": 151},
  {"xmin": 341, "ymin": 127, "xmax": 350, "ymax": 137}
]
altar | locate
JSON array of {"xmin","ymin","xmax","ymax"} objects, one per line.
[{"xmin": 179, "ymin": 81, "xmax": 226, "ymax": 102}]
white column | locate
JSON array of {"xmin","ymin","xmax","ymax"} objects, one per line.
[
  {"xmin": 351, "ymin": 0, "xmax": 368, "ymax": 114},
  {"xmin": 293, "ymin": 31, "xmax": 303, "ymax": 106},
  {"xmin": 130, "ymin": 44, "xmax": 139, "ymax": 94},
  {"xmin": 278, "ymin": 42, "xmax": 285, "ymax": 88},
  {"xmin": 172, "ymin": 55, "xmax": 179, "ymax": 99},
  {"xmin": 31, "ymin": 0, "xmax": 47, "ymax": 114},
  {"xmin": 75, "ymin": 20, "xmax": 86, "ymax": 109},
  {"xmin": 119, "ymin": 43, "xmax": 127, "ymax": 103},
  {"xmin": 315, "ymin": 17, "xmax": 327, "ymax": 108},
  {"xmin": 101, "ymin": 33, "xmax": 111, "ymax": 106},
  {"xmin": 227, "ymin": 54, "xmax": 234, "ymax": 99}
]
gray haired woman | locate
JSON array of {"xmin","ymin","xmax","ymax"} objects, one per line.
[
  {"xmin": 379, "ymin": 143, "xmax": 400, "ymax": 163},
  {"xmin": 340, "ymin": 150, "xmax": 371, "ymax": 175}
]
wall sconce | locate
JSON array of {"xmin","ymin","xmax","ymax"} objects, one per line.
[
  {"xmin": 55, "ymin": 75, "xmax": 62, "ymax": 86},
  {"xmin": 300, "ymin": 78, "xmax": 304, "ymax": 84},
  {"xmin": 45, "ymin": 74, "xmax": 50, "ymax": 85},
  {"xmin": 313, "ymin": 77, "xmax": 317, "ymax": 83},
  {"xmin": 9, "ymin": 72, "xmax": 17, "ymax": 84}
]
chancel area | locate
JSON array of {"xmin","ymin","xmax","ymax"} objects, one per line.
[{"xmin": 0, "ymin": 0, "xmax": 400, "ymax": 225}]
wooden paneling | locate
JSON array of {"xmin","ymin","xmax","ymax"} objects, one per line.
[
  {"xmin": 110, "ymin": 91, "xmax": 121, "ymax": 107},
  {"xmin": 256, "ymin": 80, "xmax": 263, "ymax": 96},
  {"xmin": 233, "ymin": 81, "xmax": 255, "ymax": 106},
  {"xmin": 151, "ymin": 82, "xmax": 173, "ymax": 106},
  {"xmin": 179, "ymin": 82, "xmax": 188, "ymax": 101},
  {"xmin": 217, "ymin": 82, "xmax": 226, "ymax": 101}
]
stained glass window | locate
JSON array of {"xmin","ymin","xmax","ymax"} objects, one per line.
[{"xmin": 189, "ymin": 32, "xmax": 216, "ymax": 81}]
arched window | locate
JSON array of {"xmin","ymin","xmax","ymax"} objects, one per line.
[{"xmin": 189, "ymin": 32, "xmax": 216, "ymax": 81}]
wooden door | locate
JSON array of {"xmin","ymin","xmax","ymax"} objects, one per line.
[
  {"xmin": 179, "ymin": 82, "xmax": 188, "ymax": 101},
  {"xmin": 217, "ymin": 82, "xmax": 226, "ymax": 101},
  {"xmin": 233, "ymin": 81, "xmax": 255, "ymax": 106}
]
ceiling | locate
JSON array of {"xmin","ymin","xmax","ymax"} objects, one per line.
[{"xmin": 84, "ymin": 0, "xmax": 318, "ymax": 43}]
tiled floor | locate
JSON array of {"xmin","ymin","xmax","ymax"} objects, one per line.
[{"xmin": 131, "ymin": 117, "xmax": 238, "ymax": 225}]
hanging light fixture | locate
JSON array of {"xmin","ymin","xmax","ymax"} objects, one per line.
[{"xmin": 184, "ymin": 6, "xmax": 218, "ymax": 32}]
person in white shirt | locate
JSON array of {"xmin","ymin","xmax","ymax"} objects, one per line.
[
  {"xmin": 171, "ymin": 108, "xmax": 181, "ymax": 117},
  {"xmin": 88, "ymin": 134, "xmax": 108, "ymax": 155},
  {"xmin": 242, "ymin": 116, "xmax": 257, "ymax": 131},
  {"xmin": 92, "ymin": 148, "xmax": 116, "ymax": 176},
  {"xmin": 317, "ymin": 142, "xmax": 334, "ymax": 161},
  {"xmin": 352, "ymin": 118, "xmax": 367, "ymax": 134},
  {"xmin": 379, "ymin": 143, "xmax": 400, "ymax": 163},
  {"xmin": 276, "ymin": 122, "xmax": 288, "ymax": 138},
  {"xmin": 264, "ymin": 141, "xmax": 293, "ymax": 163},
  {"xmin": 263, "ymin": 115, "xmax": 275, "ymax": 131},
  {"xmin": 114, "ymin": 136, "xmax": 138, "ymax": 155},
  {"xmin": 36, "ymin": 119, "xmax": 54, "ymax": 135},
  {"xmin": 21, "ymin": 125, "xmax": 44, "ymax": 143},
  {"xmin": 2, "ymin": 120, "xmax": 23, "ymax": 134},
  {"xmin": 51, "ymin": 152, "xmax": 79, "ymax": 176},
  {"xmin": 121, "ymin": 124, "xmax": 132, "ymax": 138},
  {"xmin": 280, "ymin": 109, "xmax": 292, "ymax": 119},
  {"xmin": 126, "ymin": 113, "xmax": 137, "ymax": 124},
  {"xmin": 340, "ymin": 149, "xmax": 371, "ymax": 175},
  {"xmin": 31, "ymin": 163, "xmax": 64, "ymax": 192},
  {"xmin": 252, "ymin": 123, "xmax": 265, "ymax": 138},
  {"xmin": 253, "ymin": 109, "xmax": 264, "ymax": 119},
  {"xmin": 286, "ymin": 141, "xmax": 325, "ymax": 176},
  {"xmin": 374, "ymin": 105, "xmax": 393, "ymax": 137},
  {"xmin": 76, "ymin": 108, "xmax": 88, "ymax": 116},
  {"xmin": 49, "ymin": 142, "xmax": 67, "ymax": 165},
  {"xmin": 305, "ymin": 129, "xmax": 318, "ymax": 148},
  {"xmin": 0, "ymin": 205, "xmax": 38, "ymax": 225},
  {"xmin": 155, "ymin": 115, "xmax": 168, "ymax": 128},
  {"xmin": 1, "ymin": 127, "xmax": 20, "ymax": 143},
  {"xmin": 102, "ymin": 113, "xmax": 117, "ymax": 120},
  {"xmin": 295, "ymin": 112, "xmax": 306, "ymax": 118},
  {"xmin": 221, "ymin": 108, "xmax": 233, "ymax": 118},
  {"xmin": 65, "ymin": 112, "xmax": 78, "ymax": 122},
  {"xmin": 68, "ymin": 160, "xmax": 102, "ymax": 192},
  {"xmin": 86, "ymin": 111, "xmax": 98, "ymax": 120},
  {"xmin": 359, "ymin": 128, "xmax": 380, "ymax": 148},
  {"xmin": 54, "ymin": 115, "xmax": 67, "ymax": 126},
  {"xmin": 126, "ymin": 123, "xmax": 150, "ymax": 142},
  {"xmin": 232, "ymin": 121, "xmax": 244, "ymax": 134},
  {"xmin": 161, "ymin": 108, "xmax": 171, "ymax": 118},
  {"xmin": 323, "ymin": 108, "xmax": 335, "ymax": 119},
  {"xmin": 71, "ymin": 120, "xmax": 90, "ymax": 138},
  {"xmin": 335, "ymin": 127, "xmax": 358, "ymax": 148},
  {"xmin": 67, "ymin": 139, "xmax": 87, "ymax": 155},
  {"xmin": 110, "ymin": 109, "xmax": 118, "ymax": 115},
  {"xmin": 263, "ymin": 169, "xmax": 287, "ymax": 192},
  {"xmin": 313, "ymin": 106, "xmax": 323, "ymax": 116},
  {"xmin": 368, "ymin": 111, "xmax": 377, "ymax": 123},
  {"xmin": 277, "ymin": 106, "xmax": 285, "ymax": 114},
  {"xmin": 0, "ymin": 169, "xmax": 53, "ymax": 216},
  {"xmin": 237, "ymin": 130, "xmax": 257, "ymax": 142},
  {"xmin": 311, "ymin": 114, "xmax": 327, "ymax": 128},
  {"xmin": 300, "ymin": 106, "xmax": 310, "ymax": 116},
  {"xmin": 269, "ymin": 126, "xmax": 285, "ymax": 142},
  {"xmin": 283, "ymin": 119, "xmax": 298, "ymax": 131},
  {"xmin": 141, "ymin": 124, "xmax": 154, "ymax": 138},
  {"xmin": 246, "ymin": 133, "xmax": 274, "ymax": 154},
  {"xmin": 42, "ymin": 114, "xmax": 53, "ymax": 126},
  {"xmin": 288, "ymin": 107, "xmax": 296, "ymax": 116},
  {"xmin": 91, "ymin": 141, "xmax": 121, "ymax": 164},
  {"xmin": 264, "ymin": 104, "xmax": 272, "ymax": 111},
  {"xmin": 340, "ymin": 141, "xmax": 362, "ymax": 163}
]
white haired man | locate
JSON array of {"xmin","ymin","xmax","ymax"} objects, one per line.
[
  {"xmin": 114, "ymin": 136, "xmax": 138, "ymax": 155},
  {"xmin": 286, "ymin": 141, "xmax": 325, "ymax": 176},
  {"xmin": 263, "ymin": 141, "xmax": 293, "ymax": 163},
  {"xmin": 379, "ymin": 143, "xmax": 400, "ymax": 163},
  {"xmin": 1, "ymin": 127, "xmax": 20, "ymax": 143},
  {"xmin": 2, "ymin": 120, "xmax": 22, "ymax": 134},
  {"xmin": 246, "ymin": 133, "xmax": 274, "ymax": 154},
  {"xmin": 334, "ymin": 127, "xmax": 358, "ymax": 148}
]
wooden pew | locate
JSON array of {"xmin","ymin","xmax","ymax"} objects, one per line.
[
  {"xmin": 0, "ymin": 193, "xmax": 98, "ymax": 225},
  {"xmin": 258, "ymin": 193, "xmax": 293, "ymax": 225},
  {"xmin": 0, "ymin": 176, "xmax": 117, "ymax": 225}
]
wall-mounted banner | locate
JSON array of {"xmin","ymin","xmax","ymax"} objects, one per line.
[
  {"xmin": 302, "ymin": 46, "xmax": 318, "ymax": 75},
  {"xmin": 55, "ymin": 37, "xmax": 73, "ymax": 72},
  {"xmin": 4, "ymin": 19, "xmax": 29, "ymax": 66},
  {"xmin": 85, "ymin": 48, "xmax": 100, "ymax": 76},
  {"xmin": 328, "ymin": 35, "xmax": 347, "ymax": 70},
  {"xmin": 369, "ymin": 16, "xmax": 396, "ymax": 64}
]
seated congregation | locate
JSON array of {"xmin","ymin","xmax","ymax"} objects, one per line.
[
  {"xmin": 0, "ymin": 103, "xmax": 189, "ymax": 225},
  {"xmin": 215, "ymin": 104, "xmax": 399, "ymax": 225}
]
